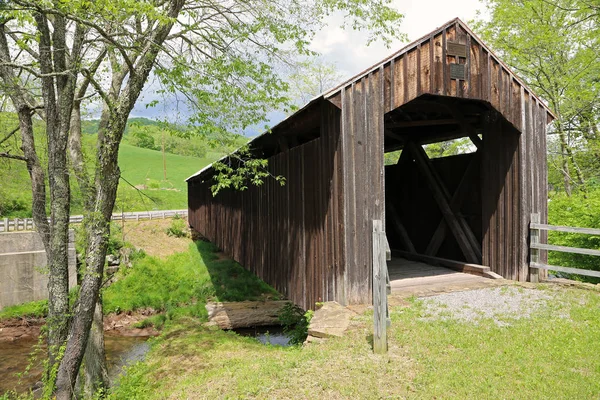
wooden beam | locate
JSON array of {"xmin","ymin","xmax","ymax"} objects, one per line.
[
  {"xmin": 386, "ymin": 202, "xmax": 417, "ymax": 253},
  {"xmin": 425, "ymin": 152, "xmax": 480, "ymax": 256},
  {"xmin": 405, "ymin": 141, "xmax": 481, "ymax": 264},
  {"xmin": 469, "ymin": 134, "xmax": 483, "ymax": 149},
  {"xmin": 443, "ymin": 102, "xmax": 483, "ymax": 149},
  {"xmin": 384, "ymin": 128, "xmax": 404, "ymax": 142},
  {"xmin": 387, "ymin": 118, "xmax": 460, "ymax": 129}
]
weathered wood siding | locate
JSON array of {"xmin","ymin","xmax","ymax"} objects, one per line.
[
  {"xmin": 328, "ymin": 19, "xmax": 552, "ymax": 294},
  {"xmin": 339, "ymin": 68, "xmax": 385, "ymax": 304},
  {"xmin": 189, "ymin": 18, "xmax": 553, "ymax": 307},
  {"xmin": 188, "ymin": 101, "xmax": 345, "ymax": 310}
]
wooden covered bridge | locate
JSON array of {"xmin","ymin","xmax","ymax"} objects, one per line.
[{"xmin": 187, "ymin": 19, "xmax": 554, "ymax": 310}]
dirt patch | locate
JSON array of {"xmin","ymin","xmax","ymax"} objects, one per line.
[
  {"xmin": 121, "ymin": 219, "xmax": 192, "ymax": 258},
  {"xmin": 0, "ymin": 311, "xmax": 159, "ymax": 342},
  {"xmin": 0, "ymin": 318, "xmax": 43, "ymax": 342},
  {"xmin": 104, "ymin": 310, "xmax": 160, "ymax": 337}
]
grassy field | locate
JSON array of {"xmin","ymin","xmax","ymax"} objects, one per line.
[
  {"xmin": 114, "ymin": 143, "xmax": 221, "ymax": 212},
  {"xmin": 110, "ymin": 284, "xmax": 600, "ymax": 399},
  {"xmin": 0, "ymin": 140, "xmax": 221, "ymax": 217},
  {"xmin": 103, "ymin": 239, "xmax": 281, "ymax": 322}
]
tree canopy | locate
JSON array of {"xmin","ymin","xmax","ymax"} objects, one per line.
[{"xmin": 475, "ymin": 0, "xmax": 600, "ymax": 193}]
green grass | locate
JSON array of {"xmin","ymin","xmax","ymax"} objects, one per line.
[
  {"xmin": 394, "ymin": 288, "xmax": 600, "ymax": 398},
  {"xmin": 103, "ymin": 241, "xmax": 280, "ymax": 318},
  {"xmin": 110, "ymin": 286, "xmax": 600, "ymax": 399},
  {"xmin": 0, "ymin": 132, "xmax": 222, "ymax": 217},
  {"xmin": 113, "ymin": 142, "xmax": 221, "ymax": 212},
  {"xmin": 0, "ymin": 299, "xmax": 47, "ymax": 321}
]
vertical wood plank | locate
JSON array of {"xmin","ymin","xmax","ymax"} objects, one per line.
[
  {"xmin": 372, "ymin": 219, "xmax": 388, "ymax": 354},
  {"xmin": 433, "ymin": 33, "xmax": 443, "ymax": 95},
  {"xmin": 530, "ymin": 213, "xmax": 540, "ymax": 283}
]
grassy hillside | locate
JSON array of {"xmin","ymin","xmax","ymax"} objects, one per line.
[
  {"xmin": 114, "ymin": 143, "xmax": 220, "ymax": 212},
  {"xmin": 0, "ymin": 134, "xmax": 221, "ymax": 217}
]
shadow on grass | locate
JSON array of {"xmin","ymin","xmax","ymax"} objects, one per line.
[{"xmin": 193, "ymin": 240, "xmax": 282, "ymax": 303}]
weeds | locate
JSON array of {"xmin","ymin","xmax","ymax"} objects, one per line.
[
  {"xmin": 278, "ymin": 302, "xmax": 313, "ymax": 345},
  {"xmin": 165, "ymin": 217, "xmax": 188, "ymax": 238},
  {"xmin": 103, "ymin": 241, "xmax": 279, "ymax": 318}
]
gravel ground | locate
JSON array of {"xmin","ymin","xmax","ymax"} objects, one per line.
[{"xmin": 419, "ymin": 286, "xmax": 560, "ymax": 326}]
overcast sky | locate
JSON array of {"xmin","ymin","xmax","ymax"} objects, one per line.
[
  {"xmin": 129, "ymin": 0, "xmax": 488, "ymax": 128},
  {"xmin": 310, "ymin": 0, "xmax": 486, "ymax": 83}
]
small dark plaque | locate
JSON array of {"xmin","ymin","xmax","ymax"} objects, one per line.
[
  {"xmin": 447, "ymin": 42, "xmax": 467, "ymax": 57},
  {"xmin": 450, "ymin": 63, "xmax": 466, "ymax": 80}
]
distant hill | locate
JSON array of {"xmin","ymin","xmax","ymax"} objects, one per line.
[
  {"xmin": 81, "ymin": 117, "xmax": 162, "ymax": 135},
  {"xmin": 0, "ymin": 118, "xmax": 223, "ymax": 217}
]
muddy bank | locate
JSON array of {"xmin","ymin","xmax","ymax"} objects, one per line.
[
  {"xmin": 0, "ymin": 311, "xmax": 159, "ymax": 395},
  {"xmin": 0, "ymin": 310, "xmax": 159, "ymax": 342}
]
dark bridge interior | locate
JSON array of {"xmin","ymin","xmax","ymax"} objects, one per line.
[{"xmin": 383, "ymin": 95, "xmax": 513, "ymax": 266}]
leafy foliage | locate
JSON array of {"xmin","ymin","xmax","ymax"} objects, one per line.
[
  {"xmin": 474, "ymin": 0, "xmax": 600, "ymax": 194},
  {"xmin": 277, "ymin": 302, "xmax": 313, "ymax": 345},
  {"xmin": 548, "ymin": 188, "xmax": 600, "ymax": 282},
  {"xmin": 165, "ymin": 216, "xmax": 189, "ymax": 238}
]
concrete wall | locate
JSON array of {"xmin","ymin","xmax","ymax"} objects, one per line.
[{"xmin": 0, "ymin": 231, "xmax": 77, "ymax": 310}]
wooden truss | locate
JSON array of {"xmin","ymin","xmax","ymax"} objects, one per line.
[{"xmin": 386, "ymin": 138, "xmax": 482, "ymax": 264}]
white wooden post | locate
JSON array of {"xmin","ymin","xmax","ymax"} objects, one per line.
[
  {"xmin": 372, "ymin": 219, "xmax": 388, "ymax": 354},
  {"xmin": 530, "ymin": 213, "xmax": 540, "ymax": 283}
]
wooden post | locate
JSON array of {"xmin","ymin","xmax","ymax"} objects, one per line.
[
  {"xmin": 372, "ymin": 220, "xmax": 388, "ymax": 354},
  {"xmin": 2, "ymin": 218, "xmax": 7, "ymax": 232},
  {"xmin": 530, "ymin": 213, "xmax": 540, "ymax": 283}
]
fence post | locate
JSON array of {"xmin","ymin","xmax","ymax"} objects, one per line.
[
  {"xmin": 530, "ymin": 213, "xmax": 540, "ymax": 283},
  {"xmin": 372, "ymin": 219, "xmax": 388, "ymax": 354},
  {"xmin": 3, "ymin": 218, "xmax": 7, "ymax": 232}
]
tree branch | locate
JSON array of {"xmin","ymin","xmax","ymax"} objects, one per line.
[
  {"xmin": 0, "ymin": 125, "xmax": 19, "ymax": 146},
  {"xmin": 0, "ymin": 151, "xmax": 27, "ymax": 161}
]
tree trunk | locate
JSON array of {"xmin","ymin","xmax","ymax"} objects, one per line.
[
  {"xmin": 83, "ymin": 297, "xmax": 109, "ymax": 397},
  {"xmin": 54, "ymin": 3, "xmax": 184, "ymax": 397}
]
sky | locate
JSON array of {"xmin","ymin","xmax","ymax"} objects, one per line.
[
  {"xmin": 129, "ymin": 0, "xmax": 488, "ymax": 130},
  {"xmin": 310, "ymin": 0, "xmax": 487, "ymax": 85}
]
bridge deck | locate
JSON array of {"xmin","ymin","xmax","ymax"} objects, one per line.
[{"xmin": 388, "ymin": 258, "xmax": 502, "ymax": 298}]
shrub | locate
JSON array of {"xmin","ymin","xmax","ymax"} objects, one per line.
[
  {"xmin": 278, "ymin": 302, "xmax": 313, "ymax": 345},
  {"xmin": 165, "ymin": 217, "xmax": 189, "ymax": 238},
  {"xmin": 548, "ymin": 187, "xmax": 600, "ymax": 283}
]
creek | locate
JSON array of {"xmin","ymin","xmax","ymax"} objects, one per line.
[
  {"xmin": 233, "ymin": 325, "xmax": 292, "ymax": 346},
  {"xmin": 0, "ymin": 333, "xmax": 150, "ymax": 395}
]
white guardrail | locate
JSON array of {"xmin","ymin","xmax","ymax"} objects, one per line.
[{"xmin": 0, "ymin": 209, "xmax": 188, "ymax": 232}]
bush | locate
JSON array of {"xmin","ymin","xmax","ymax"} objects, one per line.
[
  {"xmin": 278, "ymin": 302, "xmax": 313, "ymax": 345},
  {"xmin": 165, "ymin": 217, "xmax": 189, "ymax": 238},
  {"xmin": 130, "ymin": 128, "xmax": 157, "ymax": 150},
  {"xmin": 548, "ymin": 187, "xmax": 600, "ymax": 283}
]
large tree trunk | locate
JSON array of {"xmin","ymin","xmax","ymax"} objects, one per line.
[
  {"xmin": 34, "ymin": 12, "xmax": 74, "ymax": 372},
  {"xmin": 83, "ymin": 297, "xmax": 109, "ymax": 397},
  {"xmin": 70, "ymin": 101, "xmax": 110, "ymax": 396},
  {"xmin": 556, "ymin": 122, "xmax": 586, "ymax": 195},
  {"xmin": 54, "ymin": 3, "xmax": 184, "ymax": 397}
]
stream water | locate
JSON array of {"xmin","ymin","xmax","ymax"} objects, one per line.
[
  {"xmin": 233, "ymin": 325, "xmax": 292, "ymax": 347},
  {"xmin": 0, "ymin": 334, "xmax": 150, "ymax": 395}
]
